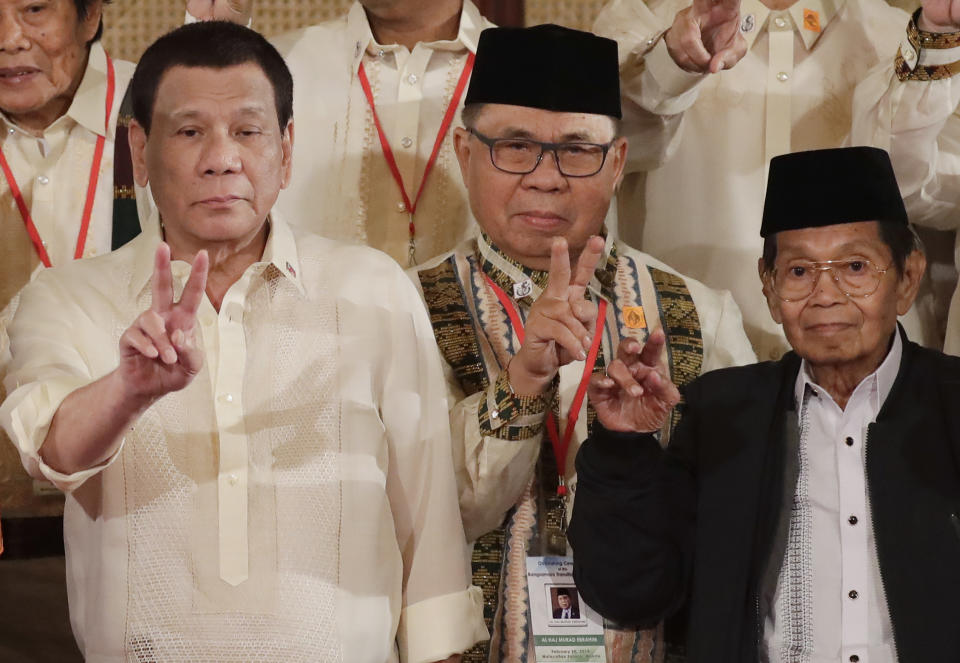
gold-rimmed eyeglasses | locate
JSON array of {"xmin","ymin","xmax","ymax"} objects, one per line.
[
  {"xmin": 468, "ymin": 128, "xmax": 614, "ymax": 178},
  {"xmin": 770, "ymin": 258, "xmax": 891, "ymax": 301}
]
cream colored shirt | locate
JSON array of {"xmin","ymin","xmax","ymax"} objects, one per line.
[
  {"xmin": 270, "ymin": 1, "xmax": 494, "ymax": 267},
  {"xmin": 0, "ymin": 42, "xmax": 135, "ymax": 311},
  {"xmin": 594, "ymin": 0, "xmax": 911, "ymax": 361},
  {"xmin": 852, "ymin": 31, "xmax": 960, "ymax": 355},
  {"xmin": 1, "ymin": 214, "xmax": 486, "ymax": 662}
]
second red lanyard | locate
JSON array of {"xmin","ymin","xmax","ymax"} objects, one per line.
[
  {"xmin": 357, "ymin": 52, "xmax": 475, "ymax": 264},
  {"xmin": 0, "ymin": 54, "xmax": 116, "ymax": 268},
  {"xmin": 484, "ymin": 274, "xmax": 607, "ymax": 497}
]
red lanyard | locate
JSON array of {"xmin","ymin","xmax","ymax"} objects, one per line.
[
  {"xmin": 0, "ymin": 53, "xmax": 116, "ymax": 268},
  {"xmin": 357, "ymin": 52, "xmax": 475, "ymax": 263},
  {"xmin": 484, "ymin": 274, "xmax": 608, "ymax": 497}
]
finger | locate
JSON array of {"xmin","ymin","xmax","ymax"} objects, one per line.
[
  {"xmin": 639, "ymin": 367, "xmax": 682, "ymax": 407},
  {"xmin": 638, "ymin": 328, "xmax": 668, "ymax": 368},
  {"xmin": 120, "ymin": 326, "xmax": 159, "ymax": 359},
  {"xmin": 676, "ymin": 20, "xmax": 713, "ymax": 70},
  {"xmin": 151, "ymin": 243, "xmax": 174, "ymax": 313},
  {"xmin": 544, "ymin": 237, "xmax": 572, "ymax": 299},
  {"xmin": 534, "ymin": 300, "xmax": 593, "ymax": 350},
  {"xmin": 616, "ymin": 337, "xmax": 644, "ymax": 364},
  {"xmin": 718, "ymin": 0, "xmax": 742, "ymax": 15},
  {"xmin": 186, "ymin": 0, "xmax": 214, "ymax": 18},
  {"xmin": 140, "ymin": 310, "xmax": 178, "ymax": 365},
  {"xmin": 177, "ymin": 250, "xmax": 209, "ymax": 318},
  {"xmin": 607, "ymin": 359, "xmax": 645, "ymax": 398},
  {"xmin": 568, "ymin": 235, "xmax": 605, "ymax": 300},
  {"xmin": 536, "ymin": 318, "xmax": 587, "ymax": 362},
  {"xmin": 710, "ymin": 36, "xmax": 747, "ymax": 73},
  {"xmin": 570, "ymin": 297, "xmax": 598, "ymax": 327},
  {"xmin": 172, "ymin": 328, "xmax": 204, "ymax": 376}
]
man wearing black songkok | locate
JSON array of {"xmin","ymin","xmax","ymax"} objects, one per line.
[
  {"xmin": 569, "ymin": 146, "xmax": 960, "ymax": 662},
  {"xmin": 410, "ymin": 23, "xmax": 755, "ymax": 663}
]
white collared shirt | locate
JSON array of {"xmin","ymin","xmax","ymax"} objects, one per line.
[
  {"xmin": 594, "ymin": 0, "xmax": 914, "ymax": 361},
  {"xmin": 763, "ymin": 331, "xmax": 902, "ymax": 663},
  {"xmin": 0, "ymin": 42, "xmax": 135, "ymax": 311},
  {"xmin": 269, "ymin": 1, "xmax": 494, "ymax": 267},
  {"xmin": 0, "ymin": 213, "xmax": 486, "ymax": 662}
]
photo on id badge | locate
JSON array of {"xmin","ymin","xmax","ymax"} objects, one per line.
[{"xmin": 547, "ymin": 585, "xmax": 586, "ymax": 626}]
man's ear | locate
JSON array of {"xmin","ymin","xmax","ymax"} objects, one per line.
[
  {"xmin": 79, "ymin": 0, "xmax": 103, "ymax": 44},
  {"xmin": 895, "ymin": 248, "xmax": 927, "ymax": 316},
  {"xmin": 759, "ymin": 257, "xmax": 783, "ymax": 324},
  {"xmin": 129, "ymin": 119, "xmax": 149, "ymax": 188},
  {"xmin": 280, "ymin": 119, "xmax": 294, "ymax": 189},
  {"xmin": 609, "ymin": 136, "xmax": 628, "ymax": 191},
  {"xmin": 452, "ymin": 126, "xmax": 471, "ymax": 190}
]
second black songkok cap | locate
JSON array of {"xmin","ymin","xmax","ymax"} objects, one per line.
[
  {"xmin": 464, "ymin": 24, "xmax": 622, "ymax": 118},
  {"xmin": 760, "ymin": 147, "xmax": 908, "ymax": 237}
]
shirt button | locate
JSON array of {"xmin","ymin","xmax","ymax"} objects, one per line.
[
  {"xmin": 37, "ymin": 175, "xmax": 49, "ymax": 185},
  {"xmin": 377, "ymin": 49, "xmax": 385, "ymax": 59},
  {"xmin": 845, "ymin": 436, "xmax": 854, "ymax": 446},
  {"xmin": 401, "ymin": 136, "xmax": 413, "ymax": 148},
  {"xmin": 776, "ymin": 71, "xmax": 789, "ymax": 82},
  {"xmin": 227, "ymin": 473, "xmax": 238, "ymax": 486},
  {"xmin": 218, "ymin": 393, "xmax": 234, "ymax": 404},
  {"xmin": 406, "ymin": 73, "xmax": 418, "ymax": 85},
  {"xmin": 7, "ymin": 127, "xmax": 14, "ymax": 135},
  {"xmin": 768, "ymin": 349, "xmax": 779, "ymax": 360},
  {"xmin": 396, "ymin": 201, "xmax": 407, "ymax": 213},
  {"xmin": 848, "ymin": 515, "xmax": 858, "ymax": 525},
  {"xmin": 773, "ymin": 16, "xmax": 786, "ymax": 28},
  {"xmin": 848, "ymin": 589, "xmax": 858, "ymax": 600},
  {"xmin": 201, "ymin": 313, "xmax": 216, "ymax": 327},
  {"xmin": 490, "ymin": 409, "xmax": 500, "ymax": 419}
]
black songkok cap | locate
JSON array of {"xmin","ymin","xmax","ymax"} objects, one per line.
[
  {"xmin": 760, "ymin": 147, "xmax": 908, "ymax": 237},
  {"xmin": 464, "ymin": 24, "xmax": 622, "ymax": 119}
]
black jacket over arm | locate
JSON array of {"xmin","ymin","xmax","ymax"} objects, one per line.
[{"xmin": 569, "ymin": 334, "xmax": 960, "ymax": 662}]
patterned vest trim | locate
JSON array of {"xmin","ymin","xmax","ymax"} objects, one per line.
[
  {"xmin": 647, "ymin": 266, "xmax": 703, "ymax": 442},
  {"xmin": 111, "ymin": 83, "xmax": 140, "ymax": 251}
]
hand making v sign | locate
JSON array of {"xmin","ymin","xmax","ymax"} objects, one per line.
[{"xmin": 506, "ymin": 235, "xmax": 605, "ymax": 396}]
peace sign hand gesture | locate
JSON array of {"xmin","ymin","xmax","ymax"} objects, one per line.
[
  {"xmin": 665, "ymin": 0, "xmax": 747, "ymax": 74},
  {"xmin": 118, "ymin": 243, "xmax": 209, "ymax": 403},
  {"xmin": 588, "ymin": 329, "xmax": 682, "ymax": 433},
  {"xmin": 507, "ymin": 235, "xmax": 605, "ymax": 396},
  {"xmin": 186, "ymin": 0, "xmax": 254, "ymax": 24}
]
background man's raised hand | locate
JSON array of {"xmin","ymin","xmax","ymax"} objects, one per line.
[
  {"xmin": 589, "ymin": 329, "xmax": 682, "ymax": 433},
  {"xmin": 186, "ymin": 0, "xmax": 254, "ymax": 24},
  {"xmin": 919, "ymin": 0, "xmax": 960, "ymax": 32},
  {"xmin": 118, "ymin": 243, "xmax": 209, "ymax": 404},
  {"xmin": 665, "ymin": 0, "xmax": 747, "ymax": 74},
  {"xmin": 506, "ymin": 236, "xmax": 605, "ymax": 396}
]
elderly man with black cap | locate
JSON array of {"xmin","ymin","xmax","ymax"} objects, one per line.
[
  {"xmin": 568, "ymin": 146, "xmax": 960, "ymax": 662},
  {"xmin": 410, "ymin": 24, "xmax": 755, "ymax": 663}
]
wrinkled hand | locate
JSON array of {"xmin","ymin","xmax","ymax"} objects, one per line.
[
  {"xmin": 507, "ymin": 236, "xmax": 604, "ymax": 396},
  {"xmin": 919, "ymin": 0, "xmax": 960, "ymax": 32},
  {"xmin": 118, "ymin": 243, "xmax": 209, "ymax": 403},
  {"xmin": 186, "ymin": 0, "xmax": 253, "ymax": 23},
  {"xmin": 665, "ymin": 0, "xmax": 747, "ymax": 74},
  {"xmin": 589, "ymin": 329, "xmax": 681, "ymax": 433}
]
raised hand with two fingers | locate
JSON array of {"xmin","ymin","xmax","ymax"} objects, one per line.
[
  {"xmin": 118, "ymin": 243, "xmax": 209, "ymax": 403},
  {"xmin": 506, "ymin": 235, "xmax": 606, "ymax": 396},
  {"xmin": 589, "ymin": 328, "xmax": 682, "ymax": 433}
]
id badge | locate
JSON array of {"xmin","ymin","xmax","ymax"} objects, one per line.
[{"xmin": 525, "ymin": 556, "xmax": 607, "ymax": 662}]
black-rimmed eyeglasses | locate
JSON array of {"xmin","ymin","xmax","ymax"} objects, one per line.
[{"xmin": 468, "ymin": 128, "xmax": 614, "ymax": 178}]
